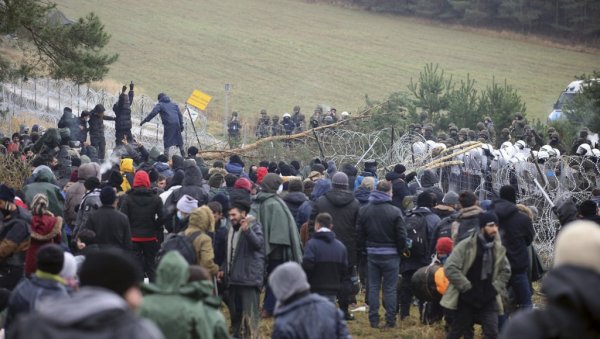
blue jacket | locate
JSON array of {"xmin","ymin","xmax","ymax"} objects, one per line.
[
  {"xmin": 302, "ymin": 231, "xmax": 348, "ymax": 295},
  {"xmin": 272, "ymin": 293, "xmax": 351, "ymax": 339},
  {"xmin": 142, "ymin": 95, "xmax": 184, "ymax": 148}
]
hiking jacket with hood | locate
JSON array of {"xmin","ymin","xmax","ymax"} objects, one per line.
[
  {"xmin": 184, "ymin": 206, "xmax": 219, "ymax": 276},
  {"xmin": 283, "ymin": 191, "xmax": 308, "ymax": 229},
  {"xmin": 493, "ymin": 199, "xmax": 535, "ymax": 273},
  {"xmin": 23, "ymin": 169, "xmax": 65, "ymax": 218}
]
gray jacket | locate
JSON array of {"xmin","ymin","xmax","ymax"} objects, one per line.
[{"xmin": 223, "ymin": 220, "xmax": 265, "ymax": 288}]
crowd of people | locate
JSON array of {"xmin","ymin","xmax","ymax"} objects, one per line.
[{"xmin": 0, "ymin": 100, "xmax": 598, "ymax": 339}]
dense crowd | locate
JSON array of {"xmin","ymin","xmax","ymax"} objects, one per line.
[{"xmin": 0, "ymin": 99, "xmax": 598, "ymax": 339}]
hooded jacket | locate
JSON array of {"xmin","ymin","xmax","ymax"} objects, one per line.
[
  {"xmin": 0, "ymin": 206, "xmax": 31, "ymax": 266},
  {"xmin": 500, "ymin": 266, "xmax": 600, "ymax": 339},
  {"xmin": 493, "ymin": 199, "xmax": 535, "ymax": 273},
  {"xmin": 386, "ymin": 171, "xmax": 410, "ymax": 210},
  {"xmin": 120, "ymin": 179, "xmax": 163, "ymax": 240},
  {"xmin": 357, "ymin": 191, "xmax": 407, "ymax": 256},
  {"xmin": 63, "ymin": 163, "xmax": 101, "ymax": 227},
  {"xmin": 302, "ymin": 231, "xmax": 348, "ymax": 295},
  {"xmin": 184, "ymin": 206, "xmax": 219, "ymax": 276},
  {"xmin": 313, "ymin": 189, "xmax": 360, "ymax": 265},
  {"xmin": 140, "ymin": 252, "xmax": 228, "ymax": 339},
  {"xmin": 283, "ymin": 191, "xmax": 308, "ymax": 229},
  {"xmin": 23, "ymin": 169, "xmax": 65, "ymax": 218},
  {"xmin": 170, "ymin": 165, "xmax": 208, "ymax": 207},
  {"xmin": 8, "ymin": 287, "xmax": 164, "ymax": 339},
  {"xmin": 84, "ymin": 205, "xmax": 132, "ymax": 251},
  {"xmin": 142, "ymin": 95, "xmax": 184, "ymax": 149},
  {"xmin": 24, "ymin": 213, "xmax": 62, "ymax": 275}
]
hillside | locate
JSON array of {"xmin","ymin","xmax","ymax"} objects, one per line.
[{"xmin": 54, "ymin": 0, "xmax": 600, "ymax": 125}]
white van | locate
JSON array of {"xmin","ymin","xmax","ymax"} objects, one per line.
[{"xmin": 548, "ymin": 79, "xmax": 598, "ymax": 121}]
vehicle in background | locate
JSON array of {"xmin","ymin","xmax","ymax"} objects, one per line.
[{"xmin": 548, "ymin": 79, "xmax": 599, "ymax": 121}]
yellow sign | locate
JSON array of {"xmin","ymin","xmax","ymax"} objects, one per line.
[{"xmin": 186, "ymin": 89, "xmax": 212, "ymax": 110}]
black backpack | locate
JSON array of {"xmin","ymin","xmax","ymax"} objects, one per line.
[
  {"xmin": 404, "ymin": 210, "xmax": 430, "ymax": 260},
  {"xmin": 156, "ymin": 231, "xmax": 202, "ymax": 266}
]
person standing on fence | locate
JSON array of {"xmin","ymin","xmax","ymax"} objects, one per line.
[
  {"xmin": 140, "ymin": 93, "xmax": 185, "ymax": 157},
  {"xmin": 89, "ymin": 104, "xmax": 115, "ymax": 161},
  {"xmin": 114, "ymin": 82, "xmax": 135, "ymax": 146}
]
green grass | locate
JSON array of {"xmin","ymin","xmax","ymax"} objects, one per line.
[{"xmin": 54, "ymin": 0, "xmax": 599, "ymax": 128}]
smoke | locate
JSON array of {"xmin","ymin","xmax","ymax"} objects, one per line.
[
  {"xmin": 99, "ymin": 153, "xmax": 121, "ymax": 175},
  {"xmin": 588, "ymin": 133, "xmax": 598, "ymax": 147}
]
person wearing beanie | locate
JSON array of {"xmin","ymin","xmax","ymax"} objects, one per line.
[
  {"xmin": 9, "ymin": 249, "xmax": 164, "ymax": 339},
  {"xmin": 64, "ymin": 162, "xmax": 102, "ymax": 229},
  {"xmin": 578, "ymin": 199, "xmax": 600, "ymax": 225},
  {"xmin": 269, "ymin": 261, "xmax": 351, "ymax": 339},
  {"xmin": 120, "ymin": 170, "xmax": 164, "ymax": 282},
  {"xmin": 501, "ymin": 220, "xmax": 600, "ymax": 339},
  {"xmin": 282, "ymin": 178, "xmax": 307, "ymax": 230},
  {"xmin": 24, "ymin": 194, "xmax": 63, "ymax": 276},
  {"xmin": 256, "ymin": 166, "xmax": 268, "ymax": 185},
  {"xmin": 84, "ymin": 187, "xmax": 132, "ymax": 251},
  {"xmin": 207, "ymin": 173, "xmax": 225, "ymax": 197},
  {"xmin": 173, "ymin": 194, "xmax": 198, "ymax": 233},
  {"xmin": 442, "ymin": 211, "xmax": 510, "ymax": 339},
  {"xmin": 0, "ymin": 184, "xmax": 31, "ymax": 290},
  {"xmin": 451, "ymin": 190, "xmax": 484, "ymax": 243},
  {"xmin": 6, "ymin": 244, "xmax": 69, "ymax": 331},
  {"xmin": 399, "ymin": 192, "xmax": 441, "ymax": 320},
  {"xmin": 185, "ymin": 206, "xmax": 219, "ymax": 276},
  {"xmin": 436, "ymin": 237, "xmax": 453, "ymax": 262},
  {"xmin": 310, "ymin": 171, "xmax": 360, "ymax": 320},
  {"xmin": 493, "ymin": 185, "xmax": 535, "ymax": 313},
  {"xmin": 433, "ymin": 191, "xmax": 460, "ymax": 220},
  {"xmin": 251, "ymin": 173, "xmax": 302, "ymax": 318},
  {"xmin": 220, "ymin": 199, "xmax": 265, "ymax": 338}
]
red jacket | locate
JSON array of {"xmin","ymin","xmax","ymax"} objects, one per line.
[{"xmin": 25, "ymin": 213, "xmax": 62, "ymax": 275}]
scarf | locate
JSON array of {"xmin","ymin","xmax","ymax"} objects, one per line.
[{"xmin": 477, "ymin": 233, "xmax": 495, "ymax": 280}]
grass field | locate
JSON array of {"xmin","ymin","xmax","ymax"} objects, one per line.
[{"xmin": 52, "ymin": 0, "xmax": 599, "ymax": 126}]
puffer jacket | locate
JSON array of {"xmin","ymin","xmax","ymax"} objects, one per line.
[
  {"xmin": 223, "ymin": 220, "xmax": 265, "ymax": 287},
  {"xmin": 120, "ymin": 188, "xmax": 163, "ymax": 239},
  {"xmin": 22, "ymin": 169, "xmax": 65, "ymax": 217},
  {"xmin": 113, "ymin": 90, "xmax": 134, "ymax": 131},
  {"xmin": 88, "ymin": 111, "xmax": 115, "ymax": 143},
  {"xmin": 493, "ymin": 199, "xmax": 534, "ymax": 273},
  {"xmin": 184, "ymin": 206, "xmax": 219, "ymax": 276},
  {"xmin": 302, "ymin": 230, "xmax": 348, "ymax": 295},
  {"xmin": 357, "ymin": 190, "xmax": 406, "ymax": 256}
]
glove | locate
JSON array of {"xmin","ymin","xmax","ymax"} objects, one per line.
[
  {"xmin": 130, "ymin": 81, "xmax": 134, "ymax": 91},
  {"xmin": 122, "ymin": 85, "xmax": 127, "ymax": 93},
  {"xmin": 405, "ymin": 171, "xmax": 417, "ymax": 183}
]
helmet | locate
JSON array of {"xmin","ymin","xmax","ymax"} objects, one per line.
[
  {"xmin": 232, "ymin": 111, "xmax": 238, "ymax": 117},
  {"xmin": 323, "ymin": 116, "xmax": 333, "ymax": 124},
  {"xmin": 272, "ymin": 115, "xmax": 279, "ymax": 121},
  {"xmin": 426, "ymin": 140, "xmax": 437, "ymax": 149},
  {"xmin": 537, "ymin": 150, "xmax": 549, "ymax": 160},
  {"xmin": 283, "ymin": 113, "xmax": 291, "ymax": 118},
  {"xmin": 577, "ymin": 143, "xmax": 592, "ymax": 156},
  {"xmin": 330, "ymin": 107, "xmax": 336, "ymax": 112},
  {"xmin": 501, "ymin": 141, "xmax": 513, "ymax": 149},
  {"xmin": 554, "ymin": 149, "xmax": 561, "ymax": 157},
  {"xmin": 476, "ymin": 122, "xmax": 485, "ymax": 130},
  {"xmin": 341, "ymin": 111, "xmax": 349, "ymax": 118},
  {"xmin": 458, "ymin": 128, "xmax": 468, "ymax": 136},
  {"xmin": 293, "ymin": 105, "xmax": 300, "ymax": 112},
  {"xmin": 592, "ymin": 149, "xmax": 600, "ymax": 157},
  {"xmin": 515, "ymin": 140, "xmax": 527, "ymax": 149},
  {"xmin": 260, "ymin": 109, "xmax": 267, "ymax": 115},
  {"xmin": 540, "ymin": 145, "xmax": 553, "ymax": 153}
]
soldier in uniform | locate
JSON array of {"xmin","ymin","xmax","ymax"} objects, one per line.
[
  {"xmin": 497, "ymin": 128, "xmax": 511, "ymax": 149},
  {"xmin": 510, "ymin": 113, "xmax": 527, "ymax": 141},
  {"xmin": 255, "ymin": 109, "xmax": 270, "ymax": 139},
  {"xmin": 227, "ymin": 111, "xmax": 242, "ymax": 148},
  {"xmin": 291, "ymin": 106, "xmax": 304, "ymax": 133},
  {"xmin": 328, "ymin": 107, "xmax": 338, "ymax": 123},
  {"xmin": 448, "ymin": 124, "xmax": 459, "ymax": 143},
  {"xmin": 458, "ymin": 128, "xmax": 469, "ymax": 143},
  {"xmin": 309, "ymin": 107, "xmax": 323, "ymax": 129},
  {"xmin": 271, "ymin": 115, "xmax": 283, "ymax": 136},
  {"xmin": 549, "ymin": 132, "xmax": 566, "ymax": 155},
  {"xmin": 483, "ymin": 116, "xmax": 496, "ymax": 144},
  {"xmin": 423, "ymin": 124, "xmax": 435, "ymax": 141}
]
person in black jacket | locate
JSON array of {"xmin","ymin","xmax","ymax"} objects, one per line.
[
  {"xmin": 302, "ymin": 213, "xmax": 348, "ymax": 303},
  {"xmin": 357, "ymin": 181, "xmax": 407, "ymax": 329},
  {"xmin": 120, "ymin": 170, "xmax": 163, "ymax": 282},
  {"xmin": 114, "ymin": 82, "xmax": 134, "ymax": 146},
  {"xmin": 83, "ymin": 186, "xmax": 131, "ymax": 251},
  {"xmin": 386, "ymin": 164, "xmax": 410, "ymax": 211},
  {"xmin": 283, "ymin": 178, "xmax": 307, "ymax": 230},
  {"xmin": 57, "ymin": 107, "xmax": 79, "ymax": 142},
  {"xmin": 0, "ymin": 185, "xmax": 31, "ymax": 290},
  {"xmin": 76, "ymin": 111, "xmax": 90, "ymax": 145},
  {"xmin": 88, "ymin": 104, "xmax": 115, "ymax": 160},
  {"xmin": 494, "ymin": 185, "xmax": 534, "ymax": 312}
]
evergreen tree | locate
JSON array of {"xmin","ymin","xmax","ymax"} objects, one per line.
[
  {"xmin": 478, "ymin": 78, "xmax": 527, "ymax": 131},
  {"xmin": 446, "ymin": 74, "xmax": 481, "ymax": 129},
  {"xmin": 407, "ymin": 63, "xmax": 453, "ymax": 129}
]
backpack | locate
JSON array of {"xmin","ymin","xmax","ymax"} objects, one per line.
[
  {"xmin": 404, "ymin": 210, "xmax": 430, "ymax": 260},
  {"xmin": 74, "ymin": 189, "xmax": 101, "ymax": 236},
  {"xmin": 156, "ymin": 231, "xmax": 202, "ymax": 265}
]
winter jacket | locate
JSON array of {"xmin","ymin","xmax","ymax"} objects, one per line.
[
  {"xmin": 302, "ymin": 230, "xmax": 348, "ymax": 295},
  {"xmin": 225, "ymin": 162, "xmax": 245, "ymax": 177},
  {"xmin": 76, "ymin": 117, "xmax": 88, "ymax": 144},
  {"xmin": 63, "ymin": 163, "xmax": 101, "ymax": 227},
  {"xmin": 113, "ymin": 90, "xmax": 134, "ymax": 131},
  {"xmin": 5, "ymin": 274, "xmax": 69, "ymax": 331},
  {"xmin": 283, "ymin": 191, "xmax": 308, "ymax": 229},
  {"xmin": 184, "ymin": 208, "xmax": 219, "ymax": 276},
  {"xmin": 83, "ymin": 206, "xmax": 132, "ymax": 251},
  {"xmin": 250, "ymin": 192, "xmax": 303, "ymax": 263},
  {"xmin": 8, "ymin": 287, "xmax": 164, "ymax": 339},
  {"xmin": 312, "ymin": 189, "xmax": 360, "ymax": 265},
  {"xmin": 432, "ymin": 204, "xmax": 456, "ymax": 220},
  {"xmin": 22, "ymin": 168, "xmax": 65, "ymax": 217},
  {"xmin": 387, "ymin": 172, "xmax": 410, "ymax": 210},
  {"xmin": 223, "ymin": 220, "xmax": 265, "ymax": 287},
  {"xmin": 357, "ymin": 191, "xmax": 407, "ymax": 256},
  {"xmin": 57, "ymin": 111, "xmax": 79, "ymax": 141},
  {"xmin": 272, "ymin": 293, "xmax": 351, "ymax": 339},
  {"xmin": 493, "ymin": 199, "xmax": 534, "ymax": 273},
  {"xmin": 401, "ymin": 207, "xmax": 440, "ymax": 272},
  {"xmin": 500, "ymin": 266, "xmax": 600, "ymax": 339},
  {"xmin": 24, "ymin": 213, "xmax": 62, "ymax": 275},
  {"xmin": 431, "ymin": 212, "xmax": 458, "ymax": 255},
  {"xmin": 0, "ymin": 207, "xmax": 31, "ymax": 266},
  {"xmin": 169, "ymin": 165, "xmax": 209, "ymax": 208},
  {"xmin": 154, "ymin": 162, "xmax": 174, "ymax": 178},
  {"xmin": 120, "ymin": 188, "xmax": 163, "ymax": 239},
  {"xmin": 88, "ymin": 112, "xmax": 115, "ymax": 143},
  {"xmin": 142, "ymin": 95, "xmax": 184, "ymax": 149},
  {"xmin": 441, "ymin": 231, "xmax": 511, "ymax": 314},
  {"xmin": 353, "ymin": 186, "xmax": 371, "ymax": 205},
  {"xmin": 140, "ymin": 252, "xmax": 228, "ymax": 339},
  {"xmin": 451, "ymin": 205, "xmax": 483, "ymax": 243}
]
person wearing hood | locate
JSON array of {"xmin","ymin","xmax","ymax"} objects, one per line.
[
  {"xmin": 269, "ymin": 262, "xmax": 351, "ymax": 339},
  {"xmin": 8, "ymin": 249, "xmax": 164, "ymax": 339},
  {"xmin": 0, "ymin": 185, "xmax": 31, "ymax": 290},
  {"xmin": 140, "ymin": 92, "xmax": 185, "ymax": 157},
  {"xmin": 577, "ymin": 200, "xmax": 600, "ymax": 225},
  {"xmin": 250, "ymin": 173, "xmax": 303, "ymax": 318},
  {"xmin": 164, "ymin": 165, "xmax": 209, "ymax": 233},
  {"xmin": 140, "ymin": 251, "xmax": 228, "ymax": 339},
  {"xmin": 120, "ymin": 158, "xmax": 135, "ymax": 192},
  {"xmin": 354, "ymin": 176, "xmax": 374, "ymax": 206},
  {"xmin": 185, "ymin": 206, "xmax": 219, "ymax": 276},
  {"xmin": 501, "ymin": 221, "xmax": 600, "ymax": 339},
  {"xmin": 88, "ymin": 104, "xmax": 115, "ymax": 161},
  {"xmin": 24, "ymin": 194, "xmax": 62, "ymax": 276},
  {"xmin": 283, "ymin": 178, "xmax": 307, "ymax": 229},
  {"xmin": 120, "ymin": 170, "xmax": 164, "ymax": 282},
  {"xmin": 357, "ymin": 181, "xmax": 406, "ymax": 328},
  {"xmin": 57, "ymin": 107, "xmax": 79, "ymax": 143},
  {"xmin": 63, "ymin": 162, "xmax": 101, "ymax": 229},
  {"xmin": 297, "ymin": 178, "xmax": 331, "ymax": 237},
  {"xmin": 219, "ymin": 199, "xmax": 265, "ymax": 338},
  {"xmin": 113, "ymin": 82, "xmax": 135, "ymax": 146},
  {"xmin": 153, "ymin": 154, "xmax": 174, "ymax": 178},
  {"xmin": 493, "ymin": 185, "xmax": 534, "ymax": 314},
  {"xmin": 310, "ymin": 172, "xmax": 359, "ymax": 320},
  {"xmin": 22, "ymin": 168, "xmax": 64, "ymax": 218},
  {"xmin": 6, "ymin": 244, "xmax": 69, "ymax": 331},
  {"xmin": 386, "ymin": 164, "xmax": 410, "ymax": 210},
  {"xmin": 226, "ymin": 154, "xmax": 247, "ymax": 178},
  {"xmin": 341, "ymin": 163, "xmax": 358, "ymax": 191}
]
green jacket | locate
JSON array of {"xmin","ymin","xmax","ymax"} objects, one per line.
[
  {"xmin": 440, "ymin": 231, "xmax": 511, "ymax": 314},
  {"xmin": 139, "ymin": 252, "xmax": 228, "ymax": 339},
  {"xmin": 23, "ymin": 168, "xmax": 65, "ymax": 217},
  {"xmin": 251, "ymin": 192, "xmax": 303, "ymax": 263}
]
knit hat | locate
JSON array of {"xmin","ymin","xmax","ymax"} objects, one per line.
[
  {"xmin": 0, "ymin": 184, "xmax": 15, "ymax": 202},
  {"xmin": 60, "ymin": 252, "xmax": 78, "ymax": 280},
  {"xmin": 288, "ymin": 178, "xmax": 303, "ymax": 193},
  {"xmin": 261, "ymin": 173, "xmax": 282, "ymax": 193},
  {"xmin": 100, "ymin": 186, "xmax": 117, "ymax": 205},
  {"xmin": 331, "ymin": 172, "xmax": 349, "ymax": 189},
  {"xmin": 208, "ymin": 173, "xmax": 224, "ymax": 188},
  {"xmin": 417, "ymin": 192, "xmax": 434, "ymax": 208},
  {"xmin": 554, "ymin": 220, "xmax": 600, "ymax": 274},
  {"xmin": 442, "ymin": 191, "xmax": 459, "ymax": 206},
  {"xmin": 436, "ymin": 237, "xmax": 453, "ymax": 256},
  {"xmin": 36, "ymin": 244, "xmax": 65, "ymax": 275},
  {"xmin": 177, "ymin": 194, "xmax": 198, "ymax": 214},
  {"xmin": 31, "ymin": 193, "xmax": 50, "ymax": 216},
  {"xmin": 268, "ymin": 262, "xmax": 311, "ymax": 304},
  {"xmin": 578, "ymin": 200, "xmax": 598, "ymax": 217},
  {"xmin": 312, "ymin": 163, "xmax": 326, "ymax": 174},
  {"xmin": 256, "ymin": 167, "xmax": 268, "ymax": 184},
  {"xmin": 234, "ymin": 178, "xmax": 252, "ymax": 193},
  {"xmin": 79, "ymin": 249, "xmax": 142, "ymax": 296},
  {"xmin": 326, "ymin": 160, "xmax": 337, "ymax": 176},
  {"xmin": 394, "ymin": 164, "xmax": 406, "ymax": 174},
  {"xmin": 500, "ymin": 185, "xmax": 517, "ymax": 204},
  {"xmin": 479, "ymin": 211, "xmax": 499, "ymax": 228},
  {"xmin": 279, "ymin": 164, "xmax": 293, "ymax": 177},
  {"xmin": 133, "ymin": 170, "xmax": 151, "ymax": 188},
  {"xmin": 189, "ymin": 205, "xmax": 215, "ymax": 232}
]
